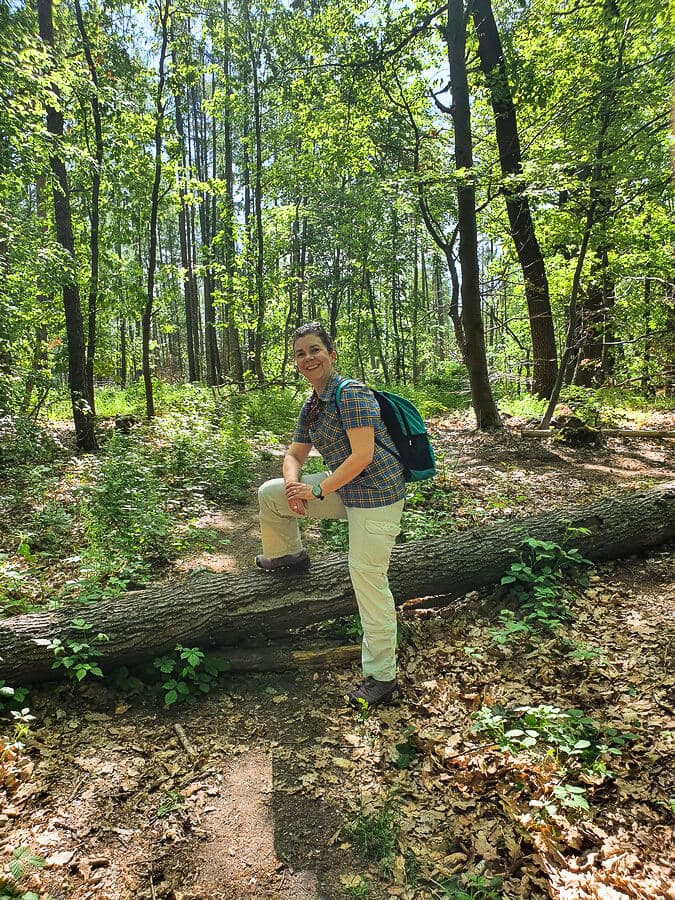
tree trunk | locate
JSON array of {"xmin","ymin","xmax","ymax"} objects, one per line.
[
  {"xmin": 472, "ymin": 0, "xmax": 557, "ymax": 399},
  {"xmin": 22, "ymin": 176, "xmax": 50, "ymax": 414},
  {"xmin": 444, "ymin": 0, "xmax": 501, "ymax": 428},
  {"xmin": 37, "ymin": 0, "xmax": 97, "ymax": 451},
  {"xmin": 73, "ymin": 0, "xmax": 103, "ymax": 413},
  {"xmin": 243, "ymin": 0, "xmax": 265, "ymax": 384},
  {"xmin": 171, "ymin": 38, "xmax": 198, "ymax": 383},
  {"xmin": 2, "ymin": 482, "xmax": 673, "ymax": 684},
  {"xmin": 142, "ymin": 0, "xmax": 170, "ymax": 418}
]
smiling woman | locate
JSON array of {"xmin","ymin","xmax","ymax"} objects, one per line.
[{"xmin": 256, "ymin": 321, "xmax": 406, "ymax": 709}]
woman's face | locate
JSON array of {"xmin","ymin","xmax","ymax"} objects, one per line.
[{"xmin": 293, "ymin": 333, "xmax": 337, "ymax": 386}]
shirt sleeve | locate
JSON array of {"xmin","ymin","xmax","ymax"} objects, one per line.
[
  {"xmin": 292, "ymin": 401, "xmax": 311, "ymax": 444},
  {"xmin": 338, "ymin": 383, "xmax": 379, "ymax": 430}
]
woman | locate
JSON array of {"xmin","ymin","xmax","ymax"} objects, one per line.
[{"xmin": 256, "ymin": 322, "xmax": 406, "ymax": 708}]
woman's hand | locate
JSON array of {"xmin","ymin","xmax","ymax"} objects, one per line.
[
  {"xmin": 285, "ymin": 480, "xmax": 314, "ymax": 506},
  {"xmin": 288, "ymin": 497, "xmax": 307, "ymax": 516}
]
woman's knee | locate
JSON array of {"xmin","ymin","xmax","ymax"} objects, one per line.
[{"xmin": 258, "ymin": 477, "xmax": 287, "ymax": 509}]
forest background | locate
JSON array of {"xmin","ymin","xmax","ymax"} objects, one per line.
[{"xmin": 1, "ymin": 0, "xmax": 673, "ymax": 449}]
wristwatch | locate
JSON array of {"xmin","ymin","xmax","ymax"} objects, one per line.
[{"xmin": 311, "ymin": 483, "xmax": 325, "ymax": 500}]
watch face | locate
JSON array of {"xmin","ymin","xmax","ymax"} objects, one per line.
[{"xmin": 312, "ymin": 484, "xmax": 322, "ymax": 498}]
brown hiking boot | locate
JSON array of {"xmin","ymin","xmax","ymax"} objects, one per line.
[
  {"xmin": 255, "ymin": 549, "xmax": 310, "ymax": 572},
  {"xmin": 347, "ymin": 676, "xmax": 398, "ymax": 708}
]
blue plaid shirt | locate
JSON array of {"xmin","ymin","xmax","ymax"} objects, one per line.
[{"xmin": 293, "ymin": 371, "xmax": 406, "ymax": 508}]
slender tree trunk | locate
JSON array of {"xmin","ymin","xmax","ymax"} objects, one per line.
[
  {"xmin": 641, "ymin": 278, "xmax": 651, "ymax": 392},
  {"xmin": 444, "ymin": 0, "xmax": 501, "ymax": 428},
  {"xmin": 73, "ymin": 0, "xmax": 103, "ymax": 413},
  {"xmin": 142, "ymin": 0, "xmax": 170, "ymax": 419},
  {"xmin": 37, "ymin": 0, "xmax": 97, "ymax": 450},
  {"xmin": 330, "ymin": 248, "xmax": 341, "ymax": 338},
  {"xmin": 22, "ymin": 176, "xmax": 50, "ymax": 413},
  {"xmin": 364, "ymin": 269, "xmax": 391, "ymax": 382},
  {"xmin": 119, "ymin": 318, "xmax": 127, "ymax": 388},
  {"xmin": 192, "ymin": 71, "xmax": 219, "ymax": 387},
  {"xmin": 243, "ymin": 0, "xmax": 265, "ymax": 383},
  {"xmin": 221, "ymin": 0, "xmax": 244, "ymax": 389},
  {"xmin": 412, "ymin": 228, "xmax": 420, "ymax": 386},
  {"xmin": 170, "ymin": 39, "xmax": 198, "ymax": 382},
  {"xmin": 472, "ymin": 0, "xmax": 557, "ymax": 399}
]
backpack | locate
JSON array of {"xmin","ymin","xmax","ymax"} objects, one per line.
[{"xmin": 335, "ymin": 379, "xmax": 436, "ymax": 483}]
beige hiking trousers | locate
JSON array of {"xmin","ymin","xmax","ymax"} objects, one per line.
[{"xmin": 258, "ymin": 473, "xmax": 404, "ymax": 681}]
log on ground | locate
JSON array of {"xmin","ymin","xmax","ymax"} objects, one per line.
[{"xmin": 1, "ymin": 482, "xmax": 673, "ymax": 684}]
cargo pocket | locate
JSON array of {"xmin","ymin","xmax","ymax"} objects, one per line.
[{"xmin": 364, "ymin": 519, "xmax": 401, "ymax": 538}]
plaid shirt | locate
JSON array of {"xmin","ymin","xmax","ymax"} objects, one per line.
[{"xmin": 293, "ymin": 371, "xmax": 406, "ymax": 508}]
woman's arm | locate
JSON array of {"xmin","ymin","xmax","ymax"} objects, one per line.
[
  {"xmin": 283, "ymin": 441, "xmax": 312, "ymax": 514},
  {"xmin": 283, "ymin": 441, "xmax": 311, "ymax": 482},
  {"xmin": 285, "ymin": 427, "xmax": 374, "ymax": 502}
]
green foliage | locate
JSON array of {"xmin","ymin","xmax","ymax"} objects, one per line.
[
  {"xmin": 0, "ymin": 555, "xmax": 36, "ymax": 618},
  {"xmin": 491, "ymin": 532, "xmax": 592, "ymax": 643},
  {"xmin": 347, "ymin": 799, "xmax": 399, "ymax": 877},
  {"xmin": 471, "ymin": 703, "xmax": 634, "ymax": 766},
  {"xmin": 401, "ymin": 478, "xmax": 458, "ymax": 542},
  {"xmin": 495, "ymin": 394, "xmax": 547, "ymax": 420},
  {"xmin": 0, "ymin": 847, "xmax": 45, "ymax": 900},
  {"xmin": 433, "ymin": 871, "xmax": 503, "ymax": 899},
  {"xmin": 1, "ymin": 707, "xmax": 34, "ymax": 757},
  {"xmin": 470, "ymin": 700, "xmax": 638, "ymax": 820},
  {"xmin": 80, "ymin": 432, "xmax": 174, "ymax": 582},
  {"xmin": 559, "ymin": 386, "xmax": 626, "ymax": 429},
  {"xmin": 26, "ymin": 501, "xmax": 72, "ymax": 555},
  {"xmin": 41, "ymin": 619, "xmax": 109, "ymax": 684},
  {"xmin": 152, "ymin": 645, "xmax": 225, "ymax": 707},
  {"xmin": 0, "ymin": 418, "xmax": 64, "ymax": 470},
  {"xmin": 394, "ymin": 727, "xmax": 419, "ymax": 770},
  {"xmin": 156, "ymin": 789, "xmax": 184, "ymax": 818},
  {"xmin": 229, "ymin": 387, "xmax": 303, "ymax": 439},
  {"xmin": 0, "ymin": 683, "xmax": 29, "ymax": 715},
  {"xmin": 317, "ymin": 518, "xmax": 349, "ymax": 551},
  {"xmin": 160, "ymin": 413, "xmax": 252, "ymax": 506},
  {"xmin": 382, "ymin": 372, "xmax": 468, "ymax": 418}
]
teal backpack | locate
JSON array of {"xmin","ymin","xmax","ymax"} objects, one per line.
[{"xmin": 335, "ymin": 379, "xmax": 436, "ymax": 483}]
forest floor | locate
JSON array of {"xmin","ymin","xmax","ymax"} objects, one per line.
[{"xmin": 1, "ymin": 411, "xmax": 674, "ymax": 900}]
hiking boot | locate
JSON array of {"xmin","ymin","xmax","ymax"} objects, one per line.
[
  {"xmin": 255, "ymin": 549, "xmax": 310, "ymax": 572},
  {"xmin": 347, "ymin": 676, "xmax": 398, "ymax": 708}
]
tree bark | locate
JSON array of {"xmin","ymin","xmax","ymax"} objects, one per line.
[
  {"xmin": 73, "ymin": 0, "xmax": 103, "ymax": 413},
  {"xmin": 444, "ymin": 0, "xmax": 502, "ymax": 429},
  {"xmin": 1, "ymin": 483, "xmax": 673, "ymax": 684},
  {"xmin": 471, "ymin": 0, "xmax": 557, "ymax": 399},
  {"xmin": 170, "ymin": 34, "xmax": 198, "ymax": 383},
  {"xmin": 243, "ymin": 0, "xmax": 265, "ymax": 384},
  {"xmin": 37, "ymin": 0, "xmax": 97, "ymax": 451},
  {"xmin": 142, "ymin": 0, "xmax": 171, "ymax": 418}
]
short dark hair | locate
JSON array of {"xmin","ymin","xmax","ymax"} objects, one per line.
[{"xmin": 292, "ymin": 321, "xmax": 335, "ymax": 353}]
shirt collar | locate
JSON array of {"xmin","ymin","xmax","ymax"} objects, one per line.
[{"xmin": 316, "ymin": 370, "xmax": 343, "ymax": 403}]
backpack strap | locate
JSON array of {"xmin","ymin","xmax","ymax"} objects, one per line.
[{"xmin": 334, "ymin": 378, "xmax": 357, "ymax": 406}]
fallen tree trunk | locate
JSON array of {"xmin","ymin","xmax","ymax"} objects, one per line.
[{"xmin": 1, "ymin": 482, "xmax": 673, "ymax": 684}]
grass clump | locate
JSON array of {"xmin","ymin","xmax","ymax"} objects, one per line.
[{"xmin": 347, "ymin": 798, "xmax": 399, "ymax": 877}]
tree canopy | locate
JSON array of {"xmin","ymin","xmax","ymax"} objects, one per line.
[{"xmin": 0, "ymin": 0, "xmax": 672, "ymax": 433}]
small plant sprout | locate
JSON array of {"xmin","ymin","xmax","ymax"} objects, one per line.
[
  {"xmin": 0, "ymin": 846, "xmax": 46, "ymax": 900},
  {"xmin": 37, "ymin": 619, "xmax": 109, "ymax": 684},
  {"xmin": 153, "ymin": 645, "xmax": 224, "ymax": 706}
]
